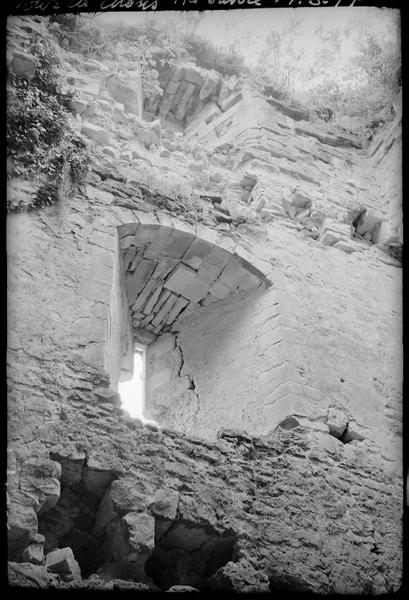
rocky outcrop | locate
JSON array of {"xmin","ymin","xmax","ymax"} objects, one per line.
[{"xmin": 104, "ymin": 72, "xmax": 142, "ymax": 117}]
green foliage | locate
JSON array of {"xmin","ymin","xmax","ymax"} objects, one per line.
[
  {"xmin": 33, "ymin": 133, "xmax": 90, "ymax": 209},
  {"xmin": 250, "ymin": 9, "xmax": 400, "ymax": 128},
  {"xmin": 49, "ymin": 17, "xmax": 177, "ymax": 101},
  {"xmin": 183, "ymin": 34, "xmax": 246, "ymax": 79},
  {"xmin": 251, "ymin": 18, "xmax": 305, "ymax": 102},
  {"xmin": 7, "ymin": 32, "xmax": 90, "ymax": 211}
]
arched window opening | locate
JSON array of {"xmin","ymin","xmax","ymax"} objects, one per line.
[{"xmin": 118, "ymin": 344, "xmax": 155, "ymax": 424}]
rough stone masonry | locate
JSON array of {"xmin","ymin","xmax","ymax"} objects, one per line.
[{"xmin": 7, "ymin": 15, "xmax": 402, "ymax": 593}]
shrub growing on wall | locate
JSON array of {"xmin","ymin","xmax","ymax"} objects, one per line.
[
  {"xmin": 7, "ymin": 32, "xmax": 90, "ymax": 211},
  {"xmin": 183, "ymin": 34, "xmax": 246, "ymax": 79}
]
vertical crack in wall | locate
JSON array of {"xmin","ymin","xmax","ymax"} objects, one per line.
[{"xmin": 175, "ymin": 332, "xmax": 201, "ymax": 427}]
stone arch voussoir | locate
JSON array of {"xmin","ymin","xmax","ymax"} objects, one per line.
[{"xmin": 118, "ymin": 213, "xmax": 272, "ymax": 339}]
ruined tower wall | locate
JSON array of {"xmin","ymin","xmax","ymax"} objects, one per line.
[{"xmin": 6, "ymin": 16, "xmax": 402, "ymax": 593}]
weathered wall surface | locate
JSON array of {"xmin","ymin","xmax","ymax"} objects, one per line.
[
  {"xmin": 7, "ymin": 389, "xmax": 404, "ymax": 593},
  {"xmin": 7, "ymin": 15, "xmax": 402, "ymax": 593},
  {"xmin": 144, "ymin": 218, "xmax": 402, "ymax": 453},
  {"xmin": 104, "ymin": 234, "xmax": 134, "ymax": 387},
  {"xmin": 369, "ymin": 92, "xmax": 403, "ymax": 245},
  {"xmin": 7, "ymin": 179, "xmax": 402, "ymax": 592}
]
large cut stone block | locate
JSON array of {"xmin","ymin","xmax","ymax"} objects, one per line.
[
  {"xmin": 320, "ymin": 230, "xmax": 342, "ymax": 246},
  {"xmin": 131, "ymin": 276, "xmax": 159, "ymax": 312},
  {"xmin": 355, "ymin": 210, "xmax": 382, "ymax": 238},
  {"xmin": 151, "ymin": 293, "xmax": 178, "ymax": 328},
  {"xmin": 45, "ymin": 547, "xmax": 81, "ymax": 579},
  {"xmin": 143, "ymin": 229, "xmax": 174, "ymax": 259},
  {"xmin": 326, "ymin": 407, "xmax": 348, "ymax": 438},
  {"xmin": 125, "ymin": 512, "xmax": 155, "ymax": 556},
  {"xmin": 218, "ymin": 259, "xmax": 248, "ymax": 290},
  {"xmin": 165, "ymin": 79, "xmax": 180, "ymax": 95},
  {"xmin": 181, "ymin": 63, "xmax": 206, "ymax": 86},
  {"xmin": 182, "ymin": 278, "xmax": 211, "ymax": 303},
  {"xmin": 81, "ymin": 122, "xmax": 111, "ymax": 145},
  {"xmin": 182, "ymin": 238, "xmax": 214, "ymax": 270},
  {"xmin": 148, "ymin": 489, "xmax": 179, "ymax": 521},
  {"xmin": 333, "ymin": 241, "xmax": 358, "ymax": 254},
  {"xmin": 209, "ymin": 279, "xmax": 231, "ymax": 300},
  {"xmin": 237, "ymin": 271, "xmax": 262, "ymax": 292},
  {"xmin": 196, "ymin": 260, "xmax": 225, "ymax": 285},
  {"xmin": 105, "ymin": 74, "xmax": 142, "ymax": 115},
  {"xmin": 163, "ymin": 232, "xmax": 194, "ymax": 259},
  {"xmin": 164, "ymin": 263, "xmax": 198, "ymax": 296},
  {"xmin": 70, "ymin": 98, "xmax": 87, "ymax": 114},
  {"xmin": 234, "ymin": 245, "xmax": 271, "ymax": 280},
  {"xmin": 147, "ymin": 289, "xmax": 170, "ymax": 316},
  {"xmin": 175, "ymin": 82, "xmax": 196, "ymax": 121},
  {"xmin": 319, "ymin": 219, "xmax": 351, "ymax": 246},
  {"xmin": 199, "ymin": 70, "xmax": 221, "ymax": 101},
  {"xmin": 10, "ymin": 51, "xmax": 38, "ymax": 79},
  {"xmin": 143, "ymin": 284, "xmax": 164, "ymax": 315},
  {"xmin": 126, "ymin": 259, "xmax": 158, "ymax": 305},
  {"xmin": 166, "ymin": 296, "xmax": 189, "ymax": 325},
  {"xmin": 219, "ymin": 91, "xmax": 243, "ymax": 113}
]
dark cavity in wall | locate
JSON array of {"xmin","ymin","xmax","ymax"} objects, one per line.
[
  {"xmin": 145, "ymin": 518, "xmax": 237, "ymax": 590},
  {"xmin": 38, "ymin": 453, "xmax": 117, "ymax": 578},
  {"xmin": 329, "ymin": 422, "xmax": 365, "ymax": 444},
  {"xmin": 269, "ymin": 570, "xmax": 307, "ymax": 593}
]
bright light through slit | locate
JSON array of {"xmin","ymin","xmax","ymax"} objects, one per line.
[{"xmin": 118, "ymin": 349, "xmax": 156, "ymax": 424}]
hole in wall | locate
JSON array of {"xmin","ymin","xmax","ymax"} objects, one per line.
[
  {"xmin": 268, "ymin": 570, "xmax": 306, "ymax": 593},
  {"xmin": 145, "ymin": 519, "xmax": 237, "ymax": 591},
  {"xmin": 329, "ymin": 422, "xmax": 365, "ymax": 445},
  {"xmin": 38, "ymin": 456, "xmax": 117, "ymax": 578},
  {"xmin": 118, "ymin": 344, "xmax": 156, "ymax": 425}
]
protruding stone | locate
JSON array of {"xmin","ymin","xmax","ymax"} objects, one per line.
[
  {"xmin": 333, "ymin": 240, "xmax": 358, "ymax": 254},
  {"xmin": 319, "ymin": 219, "xmax": 352, "ymax": 246},
  {"xmin": 22, "ymin": 534, "xmax": 45, "ymax": 565},
  {"xmin": 148, "ymin": 489, "xmax": 179, "ymax": 521},
  {"xmin": 8, "ymin": 562, "xmax": 61, "ymax": 588},
  {"xmin": 94, "ymin": 387, "xmax": 121, "ymax": 406},
  {"xmin": 105, "ymin": 73, "xmax": 142, "ymax": 115},
  {"xmin": 45, "ymin": 547, "xmax": 81, "ymax": 580},
  {"xmin": 81, "ymin": 123, "xmax": 111, "ymax": 145},
  {"xmin": 326, "ymin": 407, "xmax": 349, "ymax": 438},
  {"xmin": 199, "ymin": 70, "xmax": 221, "ymax": 101},
  {"xmin": 239, "ymin": 172, "xmax": 258, "ymax": 189},
  {"xmin": 70, "ymin": 98, "xmax": 87, "ymax": 114},
  {"xmin": 10, "ymin": 51, "xmax": 38, "ymax": 79}
]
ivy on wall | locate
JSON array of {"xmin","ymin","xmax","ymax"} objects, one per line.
[{"xmin": 7, "ymin": 33, "xmax": 91, "ymax": 211}]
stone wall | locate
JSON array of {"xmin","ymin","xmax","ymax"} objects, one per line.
[
  {"xmin": 368, "ymin": 90, "xmax": 402, "ymax": 245},
  {"xmin": 144, "ymin": 62, "xmax": 240, "ymax": 129},
  {"xmin": 7, "ymin": 406, "xmax": 403, "ymax": 593},
  {"xmin": 7, "ymin": 179, "xmax": 403, "ymax": 591},
  {"xmin": 7, "ymin": 15, "xmax": 402, "ymax": 593}
]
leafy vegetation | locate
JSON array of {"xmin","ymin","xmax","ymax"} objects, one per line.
[
  {"xmin": 183, "ymin": 34, "xmax": 246, "ymax": 79},
  {"xmin": 250, "ymin": 10, "xmax": 400, "ymax": 130},
  {"xmin": 49, "ymin": 16, "xmax": 177, "ymax": 102},
  {"xmin": 7, "ymin": 33, "xmax": 90, "ymax": 211}
]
